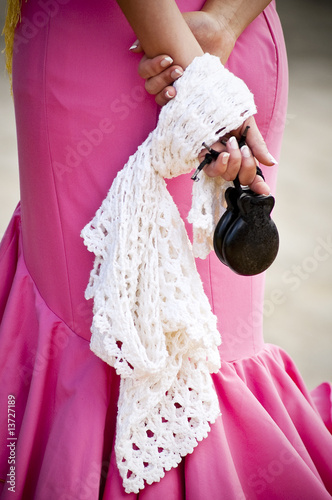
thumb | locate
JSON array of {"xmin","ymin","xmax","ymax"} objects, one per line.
[{"xmin": 245, "ymin": 117, "xmax": 278, "ymax": 167}]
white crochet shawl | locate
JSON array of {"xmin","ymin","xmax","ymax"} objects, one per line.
[{"xmin": 81, "ymin": 54, "xmax": 256, "ymax": 494}]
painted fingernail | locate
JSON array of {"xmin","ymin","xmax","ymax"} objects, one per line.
[
  {"xmin": 228, "ymin": 136, "xmax": 239, "ymax": 150},
  {"xmin": 241, "ymin": 145, "xmax": 251, "ymax": 158},
  {"xmin": 165, "ymin": 90, "xmax": 174, "ymax": 99},
  {"xmin": 268, "ymin": 153, "xmax": 278, "ymax": 165},
  {"xmin": 222, "ymin": 153, "xmax": 230, "ymax": 165},
  {"xmin": 171, "ymin": 68, "xmax": 183, "ymax": 79},
  {"xmin": 160, "ymin": 56, "xmax": 173, "ymax": 68},
  {"xmin": 129, "ymin": 40, "xmax": 139, "ymax": 51}
]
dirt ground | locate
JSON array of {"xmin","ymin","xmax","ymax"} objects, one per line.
[{"xmin": 0, "ymin": 0, "xmax": 331, "ymax": 390}]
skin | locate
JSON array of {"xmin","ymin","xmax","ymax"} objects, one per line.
[{"xmin": 117, "ymin": 0, "xmax": 275, "ymax": 194}]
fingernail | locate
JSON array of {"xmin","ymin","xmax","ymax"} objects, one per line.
[
  {"xmin": 222, "ymin": 153, "xmax": 230, "ymax": 165},
  {"xmin": 160, "ymin": 56, "xmax": 173, "ymax": 68},
  {"xmin": 241, "ymin": 145, "xmax": 251, "ymax": 158},
  {"xmin": 228, "ymin": 136, "xmax": 238, "ymax": 150},
  {"xmin": 165, "ymin": 90, "xmax": 174, "ymax": 99},
  {"xmin": 171, "ymin": 68, "xmax": 183, "ymax": 79},
  {"xmin": 129, "ymin": 41, "xmax": 139, "ymax": 51},
  {"xmin": 268, "ymin": 153, "xmax": 278, "ymax": 165}
]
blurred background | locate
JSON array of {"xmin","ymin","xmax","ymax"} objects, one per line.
[
  {"xmin": 264, "ymin": 0, "xmax": 332, "ymax": 390},
  {"xmin": 0, "ymin": 0, "xmax": 331, "ymax": 390}
]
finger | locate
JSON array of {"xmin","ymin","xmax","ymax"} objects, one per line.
[
  {"xmin": 244, "ymin": 117, "xmax": 278, "ymax": 167},
  {"xmin": 129, "ymin": 39, "xmax": 143, "ymax": 53},
  {"xmin": 138, "ymin": 54, "xmax": 174, "ymax": 79},
  {"xmin": 145, "ymin": 65, "xmax": 183, "ymax": 95},
  {"xmin": 222, "ymin": 135, "xmax": 242, "ymax": 181},
  {"xmin": 203, "ymin": 152, "xmax": 230, "ymax": 177},
  {"xmin": 198, "ymin": 147, "xmax": 209, "ymax": 163},
  {"xmin": 155, "ymin": 86, "xmax": 176, "ymax": 107},
  {"xmin": 248, "ymin": 174, "xmax": 271, "ymax": 195},
  {"xmin": 200, "ymin": 141, "xmax": 229, "ymax": 178},
  {"xmin": 237, "ymin": 144, "xmax": 258, "ymax": 186}
]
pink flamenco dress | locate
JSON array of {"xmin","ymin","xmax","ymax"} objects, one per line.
[{"xmin": 0, "ymin": 0, "xmax": 331, "ymax": 499}]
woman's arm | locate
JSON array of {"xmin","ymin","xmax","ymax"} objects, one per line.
[
  {"xmin": 118, "ymin": 0, "xmax": 274, "ymax": 194},
  {"xmin": 116, "ymin": 0, "xmax": 203, "ymax": 67},
  {"xmin": 135, "ymin": 0, "xmax": 272, "ymax": 100},
  {"xmin": 201, "ymin": 0, "xmax": 272, "ymax": 45}
]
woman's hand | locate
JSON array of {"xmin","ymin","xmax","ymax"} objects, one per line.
[
  {"xmin": 134, "ymin": 53, "xmax": 184, "ymax": 107},
  {"xmin": 131, "ymin": 9, "xmax": 236, "ymax": 106},
  {"xmin": 199, "ymin": 117, "xmax": 277, "ymax": 195},
  {"xmin": 128, "ymin": 2, "xmax": 275, "ymax": 194},
  {"xmin": 131, "ymin": 52, "xmax": 276, "ymax": 193},
  {"xmin": 130, "ymin": 0, "xmax": 271, "ymax": 104}
]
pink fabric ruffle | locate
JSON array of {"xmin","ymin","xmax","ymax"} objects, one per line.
[
  {"xmin": 311, "ymin": 383, "xmax": 332, "ymax": 433},
  {"xmin": 1, "ymin": 206, "xmax": 331, "ymax": 499}
]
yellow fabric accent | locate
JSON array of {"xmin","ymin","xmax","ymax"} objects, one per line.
[{"xmin": 2, "ymin": 0, "xmax": 23, "ymax": 87}]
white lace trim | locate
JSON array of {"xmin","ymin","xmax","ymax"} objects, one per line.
[{"xmin": 81, "ymin": 54, "xmax": 256, "ymax": 494}]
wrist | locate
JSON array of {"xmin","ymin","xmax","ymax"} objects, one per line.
[
  {"xmin": 201, "ymin": 3, "xmax": 243, "ymax": 44},
  {"xmin": 183, "ymin": 10, "xmax": 236, "ymax": 65}
]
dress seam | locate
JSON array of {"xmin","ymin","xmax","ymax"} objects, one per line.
[
  {"xmin": 262, "ymin": 7, "xmax": 281, "ymax": 145},
  {"xmin": 19, "ymin": 226, "xmax": 90, "ymax": 343},
  {"xmin": 219, "ymin": 343, "xmax": 279, "ymax": 365},
  {"xmin": 42, "ymin": 19, "xmax": 76, "ymax": 332}
]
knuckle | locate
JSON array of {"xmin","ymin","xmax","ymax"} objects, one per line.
[
  {"xmin": 146, "ymin": 75, "xmax": 164, "ymax": 95},
  {"xmin": 145, "ymin": 78, "xmax": 156, "ymax": 95},
  {"xmin": 139, "ymin": 58, "xmax": 160, "ymax": 80},
  {"xmin": 151, "ymin": 58, "xmax": 162, "ymax": 75},
  {"xmin": 229, "ymin": 152, "xmax": 241, "ymax": 169},
  {"xmin": 137, "ymin": 65, "xmax": 146, "ymax": 78},
  {"xmin": 227, "ymin": 164, "xmax": 239, "ymax": 180}
]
